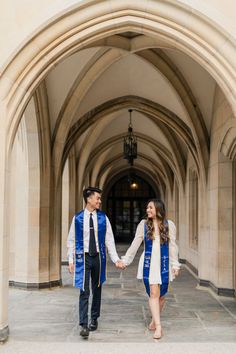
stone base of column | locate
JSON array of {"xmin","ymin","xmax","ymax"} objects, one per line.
[
  {"xmin": 180, "ymin": 259, "xmax": 235, "ymax": 297},
  {"xmin": 0, "ymin": 326, "xmax": 9, "ymax": 343},
  {"xmin": 9, "ymin": 279, "xmax": 62, "ymax": 290},
  {"xmin": 199, "ymin": 279, "xmax": 235, "ymax": 297},
  {"xmin": 61, "ymin": 261, "xmax": 69, "ymax": 266}
]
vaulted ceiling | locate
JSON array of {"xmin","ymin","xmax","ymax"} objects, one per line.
[{"xmin": 40, "ymin": 32, "xmax": 216, "ymax": 195}]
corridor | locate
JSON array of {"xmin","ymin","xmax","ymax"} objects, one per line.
[{"xmin": 3, "ymin": 244, "xmax": 236, "ymax": 353}]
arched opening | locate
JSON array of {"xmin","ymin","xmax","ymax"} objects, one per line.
[
  {"xmin": 1, "ymin": 0, "xmax": 236, "ymax": 342},
  {"xmin": 104, "ymin": 172, "xmax": 157, "ymax": 243}
]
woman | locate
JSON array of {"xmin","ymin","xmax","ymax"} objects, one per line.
[{"xmin": 121, "ymin": 199, "xmax": 180, "ymax": 339}]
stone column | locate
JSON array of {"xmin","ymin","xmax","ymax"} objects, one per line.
[
  {"xmin": 49, "ymin": 175, "xmax": 62, "ymax": 285},
  {"xmin": 77, "ymin": 161, "xmax": 86, "ymax": 211},
  {"xmin": 173, "ymin": 180, "xmax": 180, "ymax": 239},
  {"xmin": 61, "ymin": 160, "xmax": 69, "ymax": 262},
  {"xmin": 217, "ymin": 153, "xmax": 233, "ymax": 293},
  {"xmin": 0, "ymin": 104, "xmax": 9, "ymax": 342},
  {"xmin": 68, "ymin": 148, "xmax": 77, "ymax": 220},
  {"xmin": 167, "ymin": 185, "xmax": 175, "ymax": 222},
  {"xmin": 202, "ymin": 86, "xmax": 235, "ymax": 295},
  {"xmin": 8, "ymin": 101, "xmax": 49, "ymax": 289},
  {"xmin": 178, "ymin": 187, "xmax": 187, "ymax": 261}
]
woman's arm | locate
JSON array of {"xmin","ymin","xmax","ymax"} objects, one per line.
[
  {"xmin": 168, "ymin": 220, "xmax": 181, "ymax": 271},
  {"xmin": 122, "ymin": 220, "xmax": 145, "ymax": 266}
]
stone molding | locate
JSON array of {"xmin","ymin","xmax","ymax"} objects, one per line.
[
  {"xmin": 180, "ymin": 258, "xmax": 235, "ymax": 298},
  {"xmin": 9, "ymin": 279, "xmax": 62, "ymax": 290},
  {"xmin": 0, "ymin": 326, "xmax": 9, "ymax": 343},
  {"xmin": 199, "ymin": 279, "xmax": 235, "ymax": 298}
]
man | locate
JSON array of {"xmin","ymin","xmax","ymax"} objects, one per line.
[{"xmin": 67, "ymin": 187, "xmax": 124, "ymax": 338}]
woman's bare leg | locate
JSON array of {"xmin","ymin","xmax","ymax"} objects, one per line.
[
  {"xmin": 149, "ymin": 295, "xmax": 165, "ymax": 330},
  {"xmin": 160, "ymin": 296, "xmax": 165, "ymax": 312},
  {"xmin": 148, "ymin": 285, "xmax": 162, "ymax": 339}
]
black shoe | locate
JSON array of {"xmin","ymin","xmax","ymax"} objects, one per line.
[
  {"xmin": 80, "ymin": 326, "xmax": 89, "ymax": 338},
  {"xmin": 89, "ymin": 319, "xmax": 98, "ymax": 331}
]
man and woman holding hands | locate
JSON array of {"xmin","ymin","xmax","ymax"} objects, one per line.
[{"xmin": 67, "ymin": 187, "xmax": 180, "ymax": 340}]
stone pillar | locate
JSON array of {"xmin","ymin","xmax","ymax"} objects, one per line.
[
  {"xmin": 217, "ymin": 153, "xmax": 233, "ymax": 292},
  {"xmin": 167, "ymin": 186, "xmax": 175, "ymax": 222},
  {"xmin": 77, "ymin": 161, "xmax": 87, "ymax": 210},
  {"xmin": 49, "ymin": 176, "xmax": 62, "ymax": 285},
  {"xmin": 61, "ymin": 160, "xmax": 69, "ymax": 262},
  {"xmin": 0, "ymin": 104, "xmax": 9, "ymax": 342},
  {"xmin": 68, "ymin": 148, "xmax": 77, "ymax": 221},
  {"xmin": 8, "ymin": 101, "xmax": 48, "ymax": 289},
  {"xmin": 174, "ymin": 180, "xmax": 179, "ymax": 239},
  {"xmin": 38, "ymin": 164, "xmax": 52, "ymax": 286},
  {"xmin": 201, "ymin": 85, "xmax": 235, "ymax": 295},
  {"xmin": 178, "ymin": 186, "xmax": 187, "ymax": 261},
  {"xmin": 198, "ymin": 171, "xmax": 210, "ymax": 281}
]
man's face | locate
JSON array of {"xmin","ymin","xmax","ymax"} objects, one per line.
[{"xmin": 87, "ymin": 192, "xmax": 102, "ymax": 210}]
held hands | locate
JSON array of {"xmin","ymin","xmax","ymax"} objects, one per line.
[{"xmin": 115, "ymin": 260, "xmax": 126, "ymax": 270}]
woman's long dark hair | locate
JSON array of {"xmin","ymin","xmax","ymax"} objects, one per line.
[{"xmin": 146, "ymin": 199, "xmax": 169, "ymax": 244}]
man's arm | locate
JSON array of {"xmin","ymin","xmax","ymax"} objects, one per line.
[
  {"xmin": 105, "ymin": 216, "xmax": 125, "ymax": 269},
  {"xmin": 67, "ymin": 216, "xmax": 75, "ymax": 273}
]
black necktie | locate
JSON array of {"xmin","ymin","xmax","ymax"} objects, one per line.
[{"xmin": 89, "ymin": 213, "xmax": 97, "ymax": 256}]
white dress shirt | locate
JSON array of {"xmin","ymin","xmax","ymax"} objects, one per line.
[{"xmin": 67, "ymin": 208, "xmax": 120, "ymax": 264}]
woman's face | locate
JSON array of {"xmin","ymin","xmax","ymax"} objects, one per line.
[{"xmin": 146, "ymin": 201, "xmax": 156, "ymax": 219}]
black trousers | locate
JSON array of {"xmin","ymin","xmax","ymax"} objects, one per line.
[{"xmin": 79, "ymin": 253, "xmax": 102, "ymax": 326}]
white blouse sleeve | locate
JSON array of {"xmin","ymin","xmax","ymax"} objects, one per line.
[
  {"xmin": 122, "ymin": 219, "xmax": 145, "ymax": 266},
  {"xmin": 168, "ymin": 220, "xmax": 181, "ymax": 270}
]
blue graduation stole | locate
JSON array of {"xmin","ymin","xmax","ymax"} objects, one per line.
[
  {"xmin": 143, "ymin": 222, "xmax": 169, "ymax": 297},
  {"xmin": 74, "ymin": 210, "xmax": 107, "ymax": 290}
]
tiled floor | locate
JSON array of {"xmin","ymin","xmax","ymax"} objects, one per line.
[{"xmin": 2, "ymin": 244, "xmax": 236, "ymax": 353}]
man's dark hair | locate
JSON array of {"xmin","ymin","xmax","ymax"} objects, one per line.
[{"xmin": 83, "ymin": 187, "xmax": 102, "ymax": 204}]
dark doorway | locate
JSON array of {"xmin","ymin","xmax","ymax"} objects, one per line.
[{"xmin": 106, "ymin": 175, "xmax": 156, "ymax": 243}]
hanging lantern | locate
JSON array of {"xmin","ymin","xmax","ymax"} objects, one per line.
[{"xmin": 123, "ymin": 109, "xmax": 137, "ymax": 166}]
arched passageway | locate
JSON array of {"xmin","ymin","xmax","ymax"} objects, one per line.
[{"xmin": 1, "ymin": 0, "xmax": 236, "ymax": 342}]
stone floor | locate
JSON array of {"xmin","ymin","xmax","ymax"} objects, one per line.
[{"xmin": 2, "ymin": 244, "xmax": 236, "ymax": 353}]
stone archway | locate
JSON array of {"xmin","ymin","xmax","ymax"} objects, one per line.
[{"xmin": 1, "ymin": 0, "xmax": 236, "ymax": 341}]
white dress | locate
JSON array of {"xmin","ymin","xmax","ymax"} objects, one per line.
[{"xmin": 122, "ymin": 219, "xmax": 180, "ymax": 284}]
